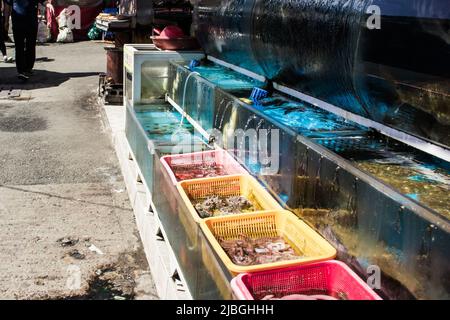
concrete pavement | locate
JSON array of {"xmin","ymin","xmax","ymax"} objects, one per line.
[{"xmin": 0, "ymin": 41, "xmax": 157, "ymax": 299}]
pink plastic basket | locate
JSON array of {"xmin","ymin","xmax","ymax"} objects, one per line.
[
  {"xmin": 231, "ymin": 260, "xmax": 382, "ymax": 300},
  {"xmin": 160, "ymin": 149, "xmax": 248, "ymax": 185}
]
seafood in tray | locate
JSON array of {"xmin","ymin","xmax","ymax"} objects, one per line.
[
  {"xmin": 194, "ymin": 195, "xmax": 257, "ymax": 218},
  {"xmin": 219, "ymin": 235, "xmax": 301, "ymax": 266},
  {"xmin": 172, "ymin": 163, "xmax": 227, "ymax": 181}
]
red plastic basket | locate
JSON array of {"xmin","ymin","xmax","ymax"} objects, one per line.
[
  {"xmin": 231, "ymin": 260, "xmax": 382, "ymax": 300},
  {"xmin": 161, "ymin": 149, "xmax": 248, "ymax": 185}
]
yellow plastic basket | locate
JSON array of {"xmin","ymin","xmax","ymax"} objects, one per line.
[
  {"xmin": 200, "ymin": 210, "xmax": 337, "ymax": 275},
  {"xmin": 176, "ymin": 174, "xmax": 283, "ymax": 222}
]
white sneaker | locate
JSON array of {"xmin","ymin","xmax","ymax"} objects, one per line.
[{"xmin": 3, "ymin": 56, "xmax": 13, "ymax": 63}]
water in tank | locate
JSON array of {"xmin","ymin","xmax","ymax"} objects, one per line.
[{"xmin": 193, "ymin": 0, "xmax": 450, "ymax": 148}]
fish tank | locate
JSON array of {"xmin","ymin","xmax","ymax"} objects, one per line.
[
  {"xmin": 125, "ymin": 103, "xmax": 208, "ymax": 194},
  {"xmin": 123, "ymin": 0, "xmax": 449, "ymax": 300},
  {"xmin": 166, "ymin": 60, "xmax": 450, "ymax": 300},
  {"xmin": 193, "ymin": 0, "xmax": 450, "ymax": 148}
]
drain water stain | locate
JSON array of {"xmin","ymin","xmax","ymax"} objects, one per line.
[
  {"xmin": 65, "ymin": 267, "xmax": 136, "ymax": 300},
  {"xmin": 0, "ymin": 115, "xmax": 47, "ymax": 132}
]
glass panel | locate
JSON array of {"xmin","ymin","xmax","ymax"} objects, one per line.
[
  {"xmin": 167, "ymin": 67, "xmax": 449, "ymax": 299},
  {"xmin": 141, "ymin": 61, "xmax": 170, "ymax": 102},
  {"xmin": 153, "ymin": 145, "xmax": 233, "ymax": 300},
  {"xmin": 193, "ymin": 0, "xmax": 450, "ymax": 148},
  {"xmin": 126, "ymin": 103, "xmax": 207, "ymax": 193}
]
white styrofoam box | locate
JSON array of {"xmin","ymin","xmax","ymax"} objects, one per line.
[{"xmin": 124, "ymin": 44, "xmax": 205, "ymax": 105}]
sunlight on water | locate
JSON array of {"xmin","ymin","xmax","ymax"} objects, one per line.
[
  {"xmin": 135, "ymin": 106, "xmax": 200, "ymax": 145},
  {"xmin": 259, "ymin": 96, "xmax": 368, "ymax": 137},
  {"xmin": 191, "ymin": 63, "xmax": 264, "ymax": 90},
  {"xmin": 358, "ymin": 157, "xmax": 450, "ymax": 219}
]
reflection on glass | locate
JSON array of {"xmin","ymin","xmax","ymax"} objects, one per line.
[{"xmin": 194, "ymin": 0, "xmax": 450, "ymax": 147}]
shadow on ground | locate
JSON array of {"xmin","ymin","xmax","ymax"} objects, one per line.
[{"xmin": 0, "ymin": 67, "xmax": 99, "ymax": 89}]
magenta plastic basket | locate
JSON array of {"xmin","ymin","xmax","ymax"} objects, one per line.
[
  {"xmin": 160, "ymin": 149, "xmax": 248, "ymax": 185},
  {"xmin": 231, "ymin": 260, "xmax": 382, "ymax": 300}
]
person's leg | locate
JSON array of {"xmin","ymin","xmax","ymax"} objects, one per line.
[
  {"xmin": 0, "ymin": 38, "xmax": 6, "ymax": 57},
  {"xmin": 3, "ymin": 2, "xmax": 11, "ymax": 40},
  {"xmin": 0, "ymin": 37, "xmax": 6, "ymax": 57},
  {"xmin": 11, "ymin": 14, "xmax": 26, "ymax": 74},
  {"xmin": 25, "ymin": 17, "xmax": 38, "ymax": 72},
  {"xmin": 0, "ymin": 15, "xmax": 6, "ymax": 56}
]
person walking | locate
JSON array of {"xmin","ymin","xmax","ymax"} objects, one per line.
[
  {"xmin": 0, "ymin": 0, "xmax": 13, "ymax": 62},
  {"xmin": 1, "ymin": 0, "xmax": 11, "ymax": 41},
  {"xmin": 5, "ymin": 0, "xmax": 50, "ymax": 80}
]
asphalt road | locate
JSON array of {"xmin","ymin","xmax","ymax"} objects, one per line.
[{"xmin": 0, "ymin": 41, "xmax": 157, "ymax": 299}]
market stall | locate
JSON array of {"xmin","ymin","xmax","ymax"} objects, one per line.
[{"xmin": 106, "ymin": 0, "xmax": 450, "ymax": 301}]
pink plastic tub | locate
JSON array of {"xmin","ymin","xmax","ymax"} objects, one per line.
[
  {"xmin": 160, "ymin": 149, "xmax": 248, "ymax": 185},
  {"xmin": 231, "ymin": 260, "xmax": 382, "ymax": 300}
]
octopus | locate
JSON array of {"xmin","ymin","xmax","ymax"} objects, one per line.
[
  {"xmin": 172, "ymin": 162, "xmax": 227, "ymax": 181},
  {"xmin": 219, "ymin": 234, "xmax": 300, "ymax": 266}
]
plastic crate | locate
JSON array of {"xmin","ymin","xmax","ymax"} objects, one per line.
[
  {"xmin": 200, "ymin": 210, "xmax": 337, "ymax": 275},
  {"xmin": 177, "ymin": 175, "xmax": 283, "ymax": 222},
  {"xmin": 231, "ymin": 260, "xmax": 382, "ymax": 300},
  {"xmin": 161, "ymin": 149, "xmax": 248, "ymax": 185}
]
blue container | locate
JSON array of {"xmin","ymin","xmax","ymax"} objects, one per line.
[
  {"xmin": 250, "ymin": 87, "xmax": 268, "ymax": 103},
  {"xmin": 189, "ymin": 59, "xmax": 201, "ymax": 71}
]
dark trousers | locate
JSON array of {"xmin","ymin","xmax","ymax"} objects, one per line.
[
  {"xmin": 12, "ymin": 13, "xmax": 38, "ymax": 74},
  {"xmin": 0, "ymin": 14, "xmax": 6, "ymax": 56}
]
